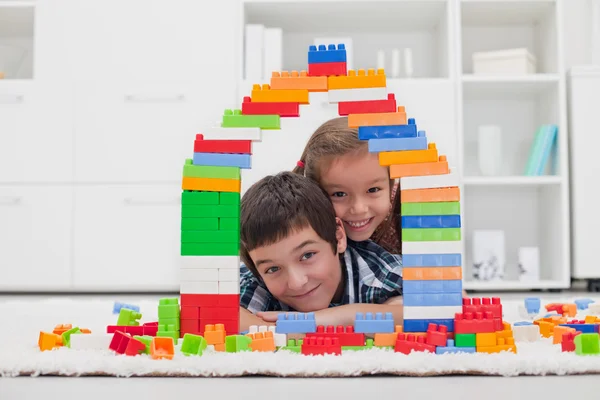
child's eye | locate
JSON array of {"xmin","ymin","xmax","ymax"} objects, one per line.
[
  {"xmin": 264, "ymin": 266, "xmax": 280, "ymax": 275},
  {"xmin": 332, "ymin": 192, "xmax": 347, "ymax": 198},
  {"xmin": 301, "ymin": 252, "xmax": 316, "ymax": 261},
  {"xmin": 368, "ymin": 187, "xmax": 381, "ymax": 193}
]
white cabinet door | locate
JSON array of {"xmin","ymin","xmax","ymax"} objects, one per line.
[
  {"xmin": 0, "ymin": 82, "xmax": 73, "ymax": 183},
  {"xmin": 0, "ymin": 186, "xmax": 73, "ymax": 290},
  {"xmin": 72, "ymin": 185, "xmax": 182, "ymax": 290}
]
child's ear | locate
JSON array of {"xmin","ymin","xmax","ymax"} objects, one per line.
[{"xmin": 334, "ymin": 217, "xmax": 347, "ymax": 254}]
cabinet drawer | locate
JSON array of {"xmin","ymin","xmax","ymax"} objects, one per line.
[
  {"xmin": 0, "ymin": 186, "xmax": 73, "ymax": 290},
  {"xmin": 72, "ymin": 185, "xmax": 182, "ymax": 290}
]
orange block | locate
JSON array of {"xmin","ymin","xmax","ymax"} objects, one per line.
[
  {"xmin": 379, "ymin": 143, "xmax": 439, "ymax": 166},
  {"xmin": 534, "ymin": 321, "xmax": 555, "ymax": 338},
  {"xmin": 374, "ymin": 326, "xmax": 403, "ymax": 347},
  {"xmin": 251, "ymin": 84, "xmax": 309, "ymax": 104},
  {"xmin": 403, "ymin": 266, "xmax": 462, "ymax": 280},
  {"xmin": 182, "ymin": 176, "xmax": 240, "ymax": 193},
  {"xmin": 585, "ymin": 315, "xmax": 600, "ymax": 324},
  {"xmin": 389, "ymin": 156, "xmax": 449, "ymax": 179},
  {"xmin": 214, "ymin": 343, "xmax": 226, "ymax": 352},
  {"xmin": 553, "ymin": 326, "xmax": 576, "ymax": 344},
  {"xmin": 477, "ymin": 337, "xmax": 517, "ymax": 354},
  {"xmin": 563, "ymin": 304, "xmax": 577, "ymax": 317},
  {"xmin": 204, "ymin": 324, "xmax": 226, "ymax": 345},
  {"xmin": 270, "ymin": 71, "xmax": 327, "ymax": 92},
  {"xmin": 246, "ymin": 331, "xmax": 276, "ymax": 352},
  {"xmin": 53, "ymin": 324, "xmax": 72, "ymax": 336},
  {"xmin": 400, "ymin": 187, "xmax": 461, "ymax": 203},
  {"xmin": 348, "ymin": 106, "xmax": 407, "ymax": 128},
  {"xmin": 150, "ymin": 337, "xmax": 175, "ymax": 360},
  {"xmin": 328, "ymin": 68, "xmax": 386, "ymax": 90},
  {"xmin": 38, "ymin": 332, "xmax": 60, "ymax": 351}
]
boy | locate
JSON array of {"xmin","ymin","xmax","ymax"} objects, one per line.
[{"xmin": 238, "ymin": 171, "xmax": 403, "ymax": 332}]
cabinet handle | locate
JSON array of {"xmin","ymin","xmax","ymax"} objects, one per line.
[
  {"xmin": 0, "ymin": 196, "xmax": 22, "ymax": 205},
  {"xmin": 123, "ymin": 197, "xmax": 181, "ymax": 206},
  {"xmin": 124, "ymin": 94, "xmax": 185, "ymax": 103},
  {"xmin": 0, "ymin": 94, "xmax": 24, "ymax": 104}
]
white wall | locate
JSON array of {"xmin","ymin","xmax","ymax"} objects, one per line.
[{"xmin": 563, "ymin": 0, "xmax": 594, "ymax": 69}]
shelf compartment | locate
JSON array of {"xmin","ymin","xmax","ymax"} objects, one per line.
[
  {"xmin": 0, "ymin": 4, "xmax": 34, "ymax": 79},
  {"xmin": 463, "ymin": 175, "xmax": 562, "ymax": 186}
]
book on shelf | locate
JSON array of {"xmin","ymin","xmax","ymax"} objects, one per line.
[{"xmin": 524, "ymin": 124, "xmax": 558, "ymax": 176}]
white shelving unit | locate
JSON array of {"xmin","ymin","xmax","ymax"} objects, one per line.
[
  {"xmin": 239, "ymin": 0, "xmax": 570, "ymax": 291},
  {"xmin": 0, "ymin": 2, "xmax": 35, "ymax": 80}
]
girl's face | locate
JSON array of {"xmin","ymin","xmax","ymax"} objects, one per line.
[{"xmin": 319, "ymin": 150, "xmax": 392, "ymax": 242}]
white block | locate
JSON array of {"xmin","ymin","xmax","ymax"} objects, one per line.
[
  {"xmin": 202, "ymin": 127, "xmax": 262, "ymax": 141},
  {"xmin": 180, "ymin": 268, "xmax": 219, "ymax": 282},
  {"xmin": 263, "ymin": 28, "xmax": 282, "ymax": 80},
  {"xmin": 403, "ymin": 306, "xmax": 462, "ymax": 320},
  {"xmin": 218, "ymin": 268, "xmax": 239, "ymax": 282},
  {"xmin": 245, "ymin": 24, "xmax": 264, "ymax": 80},
  {"xmin": 400, "ymin": 172, "xmax": 460, "ymax": 190},
  {"xmin": 180, "ymin": 281, "xmax": 219, "ymax": 294},
  {"xmin": 589, "ymin": 303, "xmax": 600, "ymax": 316},
  {"xmin": 513, "ymin": 325, "xmax": 540, "ymax": 342},
  {"xmin": 70, "ymin": 334, "xmax": 112, "ymax": 351},
  {"xmin": 402, "ymin": 241, "xmax": 463, "ymax": 255},
  {"xmin": 248, "ymin": 325, "xmax": 286, "ymax": 347},
  {"xmin": 181, "ymin": 256, "xmax": 241, "ymax": 270},
  {"xmin": 219, "ymin": 281, "xmax": 240, "ymax": 294},
  {"xmin": 328, "ymin": 87, "xmax": 387, "ymax": 103}
]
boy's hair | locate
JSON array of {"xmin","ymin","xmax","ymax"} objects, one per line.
[
  {"xmin": 240, "ymin": 171, "xmax": 339, "ymax": 278},
  {"xmin": 292, "ymin": 116, "xmax": 401, "ymax": 253}
]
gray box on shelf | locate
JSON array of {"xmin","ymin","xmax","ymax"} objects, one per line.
[
  {"xmin": 472, "ymin": 48, "xmax": 536, "ymax": 75},
  {"xmin": 472, "ymin": 230, "xmax": 505, "ymax": 281},
  {"xmin": 518, "ymin": 247, "xmax": 540, "ymax": 282}
]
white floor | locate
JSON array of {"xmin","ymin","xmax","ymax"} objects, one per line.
[{"xmin": 1, "ymin": 291, "xmax": 599, "ymax": 399}]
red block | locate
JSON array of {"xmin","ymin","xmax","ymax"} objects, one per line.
[
  {"xmin": 125, "ymin": 337, "xmax": 146, "ymax": 356},
  {"xmin": 109, "ymin": 331, "xmax": 131, "ymax": 354},
  {"xmin": 194, "ymin": 134, "xmax": 251, "ymax": 154},
  {"xmin": 425, "ymin": 323, "xmax": 448, "ymax": 347},
  {"xmin": 241, "ymin": 96, "xmax": 299, "ymax": 117},
  {"xmin": 463, "ymin": 297, "xmax": 502, "ymax": 319},
  {"xmin": 305, "ymin": 325, "xmax": 365, "ymax": 347},
  {"xmin": 181, "ymin": 306, "xmax": 200, "ymax": 320},
  {"xmin": 308, "ymin": 61, "xmax": 347, "ymax": 77},
  {"xmin": 181, "ymin": 294, "xmax": 239, "ymax": 307},
  {"xmin": 301, "ymin": 336, "xmax": 342, "ymax": 356},
  {"xmin": 454, "ymin": 312, "xmax": 496, "ymax": 334},
  {"xmin": 394, "ymin": 334, "xmax": 435, "ymax": 355},
  {"xmin": 142, "ymin": 322, "xmax": 158, "ymax": 336},
  {"xmin": 338, "ymin": 94, "xmax": 397, "ymax": 116},
  {"xmin": 180, "ymin": 319, "xmax": 200, "ymax": 335},
  {"xmin": 106, "ymin": 325, "xmax": 144, "ymax": 336},
  {"xmin": 561, "ymin": 331, "xmax": 581, "ymax": 352},
  {"xmin": 199, "ymin": 307, "xmax": 239, "ymax": 320}
]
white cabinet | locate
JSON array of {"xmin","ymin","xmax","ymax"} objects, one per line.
[
  {"xmin": 0, "ymin": 186, "xmax": 73, "ymax": 290},
  {"xmin": 72, "ymin": 185, "xmax": 182, "ymax": 290}
]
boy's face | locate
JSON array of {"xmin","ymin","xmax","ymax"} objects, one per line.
[{"xmin": 248, "ymin": 219, "xmax": 347, "ymax": 312}]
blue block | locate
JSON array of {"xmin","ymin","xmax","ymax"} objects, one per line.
[
  {"xmin": 404, "ymin": 293, "xmax": 463, "ymax": 307},
  {"xmin": 358, "ymin": 121, "xmax": 418, "ymax": 140},
  {"xmin": 275, "ymin": 312, "xmax": 317, "ymax": 334},
  {"xmin": 308, "ymin": 44, "xmax": 347, "ymax": 64},
  {"xmin": 559, "ymin": 324, "xmax": 600, "ymax": 334},
  {"xmin": 354, "ymin": 312, "xmax": 394, "ymax": 333},
  {"xmin": 193, "ymin": 152, "xmax": 251, "ymax": 169},
  {"xmin": 513, "ymin": 321, "xmax": 534, "ymax": 326},
  {"xmin": 112, "ymin": 302, "xmax": 140, "ymax": 314},
  {"xmin": 435, "ymin": 339, "xmax": 476, "ymax": 355},
  {"xmin": 403, "ymin": 319, "xmax": 454, "ymax": 333},
  {"xmin": 524, "ymin": 297, "xmax": 541, "ymax": 314},
  {"xmin": 575, "ymin": 298, "xmax": 595, "ymax": 310},
  {"xmin": 403, "ymin": 280, "xmax": 463, "ymax": 294},
  {"xmin": 403, "ymin": 254, "xmax": 462, "ymax": 267},
  {"xmin": 368, "ymin": 131, "xmax": 427, "ymax": 152},
  {"xmin": 401, "ymin": 215, "xmax": 461, "ymax": 229}
]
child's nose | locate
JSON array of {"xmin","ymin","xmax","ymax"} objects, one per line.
[
  {"xmin": 287, "ymin": 269, "xmax": 308, "ymax": 290},
  {"xmin": 350, "ymin": 198, "xmax": 368, "ymax": 214}
]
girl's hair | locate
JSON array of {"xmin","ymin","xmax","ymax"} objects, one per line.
[{"xmin": 292, "ymin": 116, "xmax": 402, "ymax": 254}]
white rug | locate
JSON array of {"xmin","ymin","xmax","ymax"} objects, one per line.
[{"xmin": 1, "ymin": 295, "xmax": 600, "ymax": 378}]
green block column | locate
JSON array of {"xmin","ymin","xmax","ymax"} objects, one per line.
[{"xmin": 158, "ymin": 298, "xmax": 181, "ymax": 344}]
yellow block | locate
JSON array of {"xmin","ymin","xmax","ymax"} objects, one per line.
[
  {"xmin": 475, "ymin": 332, "xmax": 497, "ymax": 348},
  {"xmin": 348, "ymin": 106, "xmax": 407, "ymax": 128},
  {"xmin": 250, "ymin": 84, "xmax": 309, "ymax": 104},
  {"xmin": 328, "ymin": 68, "xmax": 386, "ymax": 90},
  {"xmin": 182, "ymin": 176, "xmax": 240, "ymax": 193},
  {"xmin": 379, "ymin": 143, "xmax": 439, "ymax": 166}
]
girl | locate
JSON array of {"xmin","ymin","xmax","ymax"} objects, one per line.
[{"xmin": 293, "ymin": 116, "xmax": 402, "ymax": 255}]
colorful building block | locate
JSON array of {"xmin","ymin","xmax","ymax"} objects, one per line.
[
  {"xmin": 307, "ymin": 61, "xmax": 347, "ymax": 77},
  {"xmin": 348, "ymin": 106, "xmax": 407, "ymax": 128},
  {"xmin": 403, "ymin": 306, "xmax": 462, "ymax": 320},
  {"xmin": 403, "ymin": 266, "xmax": 462, "ymax": 280},
  {"xmin": 454, "ymin": 312, "xmax": 496, "ymax": 334},
  {"xmin": 328, "ymin": 68, "xmax": 386, "ymax": 90},
  {"xmin": 270, "ymin": 71, "xmax": 328, "ymax": 91},
  {"xmin": 112, "ymin": 302, "xmax": 140, "ymax": 315},
  {"xmin": 426, "ymin": 323, "xmax": 449, "ymax": 347},
  {"xmin": 247, "ymin": 331, "xmax": 276, "ymax": 352},
  {"xmin": 117, "ymin": 308, "xmax": 142, "ymax": 326},
  {"xmin": 368, "ymin": 134, "xmax": 428, "ymax": 152},
  {"xmin": 305, "ymin": 325, "xmax": 365, "ymax": 347},
  {"xmin": 389, "ymin": 155, "xmax": 450, "ymax": 179},
  {"xmin": 354, "ymin": 312, "xmax": 394, "ymax": 333},
  {"xmin": 192, "ymin": 152, "xmax": 251, "ymax": 169},
  {"xmin": 403, "ymin": 293, "xmax": 463, "ymax": 307},
  {"xmin": 193, "ymin": 134, "xmax": 252, "ymax": 154},
  {"xmin": 182, "ymin": 176, "xmax": 241, "ymax": 193},
  {"xmin": 203, "ymin": 126, "xmax": 262, "ymax": 141},
  {"xmin": 403, "ymin": 319, "xmax": 454, "ymax": 332},
  {"xmin": 436, "ymin": 339, "xmax": 476, "ymax": 354},
  {"xmin": 394, "ymin": 333, "xmax": 435, "ymax": 354},
  {"xmin": 328, "ymin": 87, "xmax": 388, "ymax": 103},
  {"xmin": 338, "ymin": 93, "xmax": 397, "ymax": 116},
  {"xmin": 251, "ymin": 84, "xmax": 309, "ymax": 104},
  {"xmin": 301, "ymin": 336, "xmax": 342, "ymax": 356},
  {"xmin": 308, "ymin": 44, "xmax": 347, "ymax": 64},
  {"xmin": 402, "ymin": 279, "xmax": 463, "ymax": 294},
  {"xmin": 403, "ymin": 253, "xmax": 462, "ymax": 267},
  {"xmin": 276, "ymin": 313, "xmax": 317, "ymax": 334},
  {"xmin": 401, "ymin": 201, "xmax": 461, "ymax": 216},
  {"xmin": 358, "ymin": 122, "xmax": 418, "ymax": 140},
  {"xmin": 401, "ymin": 187, "xmax": 461, "ymax": 203},
  {"xmin": 183, "ymin": 159, "xmax": 240, "ymax": 180},
  {"xmin": 151, "ymin": 337, "xmax": 175, "ymax": 360},
  {"xmin": 402, "ymin": 240, "xmax": 463, "ymax": 255},
  {"xmin": 241, "ymin": 96, "xmax": 300, "ymax": 117},
  {"xmin": 379, "ymin": 142, "xmax": 439, "ymax": 166},
  {"xmin": 401, "ymin": 215, "xmax": 461, "ymax": 229},
  {"xmin": 399, "ymin": 171, "xmax": 460, "ymax": 190},
  {"xmin": 221, "ymin": 109, "xmax": 280, "ymax": 129}
]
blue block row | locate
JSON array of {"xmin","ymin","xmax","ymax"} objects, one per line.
[
  {"xmin": 401, "ymin": 215, "xmax": 461, "ymax": 229},
  {"xmin": 193, "ymin": 152, "xmax": 251, "ymax": 169},
  {"xmin": 575, "ymin": 298, "xmax": 595, "ymax": 310},
  {"xmin": 403, "ymin": 253, "xmax": 462, "ymax": 267},
  {"xmin": 436, "ymin": 340, "xmax": 476, "ymax": 355},
  {"xmin": 403, "ymin": 319, "xmax": 454, "ymax": 333},
  {"xmin": 404, "ymin": 293, "xmax": 463, "ymax": 307},
  {"xmin": 358, "ymin": 119, "xmax": 418, "ymax": 140},
  {"xmin": 368, "ymin": 131, "xmax": 427, "ymax": 152},
  {"xmin": 559, "ymin": 324, "xmax": 599, "ymax": 334},
  {"xmin": 308, "ymin": 44, "xmax": 346, "ymax": 64},
  {"xmin": 275, "ymin": 312, "xmax": 317, "ymax": 334},
  {"xmin": 403, "ymin": 279, "xmax": 463, "ymax": 294},
  {"xmin": 354, "ymin": 312, "xmax": 395, "ymax": 333}
]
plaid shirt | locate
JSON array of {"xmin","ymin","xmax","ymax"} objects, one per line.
[{"xmin": 239, "ymin": 239, "xmax": 403, "ymax": 313}]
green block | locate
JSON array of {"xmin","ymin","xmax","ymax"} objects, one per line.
[
  {"xmin": 401, "ymin": 201, "xmax": 460, "ymax": 216},
  {"xmin": 181, "ymin": 242, "xmax": 239, "ymax": 256},
  {"xmin": 158, "ymin": 304, "xmax": 181, "ymax": 319},
  {"xmin": 454, "ymin": 333, "xmax": 476, "ymax": 347},
  {"xmin": 159, "ymin": 298, "xmax": 179, "ymax": 306},
  {"xmin": 280, "ymin": 338, "xmax": 303, "ymax": 353},
  {"xmin": 181, "ymin": 190, "xmax": 219, "ymax": 205},
  {"xmin": 575, "ymin": 333, "xmax": 600, "ymax": 355},
  {"xmin": 342, "ymin": 339, "xmax": 375, "ymax": 351},
  {"xmin": 219, "ymin": 192, "xmax": 240, "ymax": 205},
  {"xmin": 158, "ymin": 319, "xmax": 180, "ymax": 330},
  {"xmin": 117, "ymin": 308, "xmax": 142, "ymax": 326},
  {"xmin": 219, "ymin": 218, "xmax": 239, "ymax": 231},
  {"xmin": 61, "ymin": 327, "xmax": 81, "ymax": 348},
  {"xmin": 181, "ymin": 217, "xmax": 219, "ymax": 231},
  {"xmin": 181, "ymin": 204, "xmax": 239, "ymax": 218},
  {"xmin": 181, "ymin": 333, "xmax": 208, "ymax": 356},
  {"xmin": 402, "ymin": 228, "xmax": 461, "ymax": 241},
  {"xmin": 133, "ymin": 335, "xmax": 152, "ymax": 354},
  {"xmin": 181, "ymin": 230, "xmax": 239, "ymax": 243},
  {"xmin": 183, "ymin": 159, "xmax": 240, "ymax": 180},
  {"xmin": 225, "ymin": 335, "xmax": 252, "ymax": 353},
  {"xmin": 157, "ymin": 329, "xmax": 179, "ymax": 345},
  {"xmin": 222, "ymin": 109, "xmax": 280, "ymax": 129}
]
